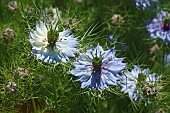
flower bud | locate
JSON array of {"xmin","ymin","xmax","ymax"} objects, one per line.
[
  {"xmin": 111, "ymin": 14, "xmax": 124, "ymax": 26},
  {"xmin": 8, "ymin": 1, "xmax": 17, "ymax": 10},
  {"xmin": 2, "ymin": 28, "xmax": 15, "ymax": 39}
]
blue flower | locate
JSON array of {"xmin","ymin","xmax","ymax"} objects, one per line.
[
  {"xmin": 120, "ymin": 65, "xmax": 159, "ymax": 101},
  {"xmin": 135, "ymin": 0, "xmax": 158, "ymax": 9},
  {"xmin": 70, "ymin": 44, "xmax": 126, "ymax": 91},
  {"xmin": 29, "ymin": 21, "xmax": 78, "ymax": 63},
  {"xmin": 147, "ymin": 11, "xmax": 170, "ymax": 45}
]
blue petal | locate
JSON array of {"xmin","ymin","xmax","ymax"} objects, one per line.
[
  {"xmin": 81, "ymin": 78, "xmax": 92, "ymax": 89},
  {"xmin": 102, "ymin": 48, "xmax": 115, "ymax": 62},
  {"xmin": 102, "ymin": 70, "xmax": 120, "ymax": 85},
  {"xmin": 90, "ymin": 72, "xmax": 101, "ymax": 90},
  {"xmin": 98, "ymin": 76, "xmax": 108, "ymax": 90},
  {"xmin": 105, "ymin": 60, "xmax": 126, "ymax": 75},
  {"xmin": 92, "ymin": 44, "xmax": 104, "ymax": 58},
  {"xmin": 77, "ymin": 75, "xmax": 91, "ymax": 82}
]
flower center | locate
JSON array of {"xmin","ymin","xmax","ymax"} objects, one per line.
[
  {"xmin": 47, "ymin": 29, "xmax": 59, "ymax": 48},
  {"xmin": 141, "ymin": 82, "xmax": 158, "ymax": 96},
  {"xmin": 163, "ymin": 18, "xmax": 170, "ymax": 31},
  {"xmin": 136, "ymin": 73, "xmax": 159, "ymax": 97},
  {"xmin": 92, "ymin": 57, "xmax": 102, "ymax": 72}
]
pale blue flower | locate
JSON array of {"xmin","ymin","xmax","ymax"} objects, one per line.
[
  {"xmin": 135, "ymin": 0, "xmax": 158, "ymax": 9},
  {"xmin": 29, "ymin": 21, "xmax": 78, "ymax": 63},
  {"xmin": 120, "ymin": 65, "xmax": 159, "ymax": 101},
  {"xmin": 147, "ymin": 11, "xmax": 170, "ymax": 45},
  {"xmin": 70, "ymin": 44, "xmax": 126, "ymax": 90}
]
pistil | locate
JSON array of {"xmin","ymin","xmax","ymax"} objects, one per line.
[
  {"xmin": 47, "ymin": 29, "xmax": 59, "ymax": 48},
  {"xmin": 92, "ymin": 57, "xmax": 102, "ymax": 72}
]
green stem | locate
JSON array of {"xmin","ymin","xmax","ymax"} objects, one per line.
[
  {"xmin": 12, "ymin": 100, "xmax": 15, "ymax": 113},
  {"xmin": 107, "ymin": 97, "xmax": 109, "ymax": 113},
  {"xmin": 97, "ymin": 95, "xmax": 100, "ymax": 113},
  {"xmin": 32, "ymin": 98, "xmax": 37, "ymax": 113},
  {"xmin": 162, "ymin": 44, "xmax": 166, "ymax": 69},
  {"xmin": 52, "ymin": 73, "xmax": 58, "ymax": 110}
]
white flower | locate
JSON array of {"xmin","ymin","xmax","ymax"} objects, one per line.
[{"xmin": 29, "ymin": 21, "xmax": 78, "ymax": 63}]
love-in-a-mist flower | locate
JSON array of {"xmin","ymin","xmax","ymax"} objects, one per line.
[
  {"xmin": 120, "ymin": 65, "xmax": 160, "ymax": 101},
  {"xmin": 135, "ymin": 0, "xmax": 158, "ymax": 9},
  {"xmin": 6, "ymin": 81, "xmax": 17, "ymax": 94},
  {"xmin": 142, "ymin": 73, "xmax": 159, "ymax": 96},
  {"xmin": 8, "ymin": 1, "xmax": 17, "ymax": 10},
  {"xmin": 111, "ymin": 14, "xmax": 124, "ymax": 26},
  {"xmin": 147, "ymin": 11, "xmax": 170, "ymax": 45},
  {"xmin": 13, "ymin": 67, "xmax": 30, "ymax": 80},
  {"xmin": 29, "ymin": 21, "xmax": 78, "ymax": 63},
  {"xmin": 41, "ymin": 7, "xmax": 61, "ymax": 24},
  {"xmin": 150, "ymin": 44, "xmax": 160, "ymax": 55},
  {"xmin": 2, "ymin": 28, "xmax": 15, "ymax": 39},
  {"xmin": 70, "ymin": 44, "xmax": 126, "ymax": 91}
]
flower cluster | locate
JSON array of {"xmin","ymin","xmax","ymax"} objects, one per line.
[
  {"xmin": 70, "ymin": 44, "xmax": 126, "ymax": 90},
  {"xmin": 1, "ymin": 0, "xmax": 169, "ymax": 112},
  {"xmin": 147, "ymin": 11, "xmax": 170, "ymax": 45},
  {"xmin": 28, "ymin": 5, "xmax": 162, "ymax": 103},
  {"xmin": 120, "ymin": 65, "xmax": 160, "ymax": 100},
  {"xmin": 135, "ymin": 0, "xmax": 158, "ymax": 9}
]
